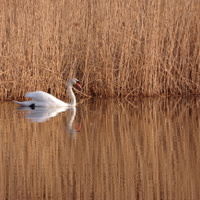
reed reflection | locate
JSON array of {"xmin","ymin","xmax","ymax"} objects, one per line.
[{"xmin": 0, "ymin": 98, "xmax": 199, "ymax": 199}]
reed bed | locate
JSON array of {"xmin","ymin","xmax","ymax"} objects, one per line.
[{"xmin": 0, "ymin": 0, "xmax": 199, "ymax": 100}]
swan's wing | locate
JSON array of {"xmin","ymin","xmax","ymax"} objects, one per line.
[
  {"xmin": 25, "ymin": 91, "xmax": 58, "ymax": 102},
  {"xmin": 25, "ymin": 91, "xmax": 69, "ymax": 106}
]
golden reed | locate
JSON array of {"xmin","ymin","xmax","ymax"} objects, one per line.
[{"xmin": 0, "ymin": 0, "xmax": 199, "ymax": 100}]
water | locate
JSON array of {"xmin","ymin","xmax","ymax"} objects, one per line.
[{"xmin": 0, "ymin": 97, "xmax": 199, "ymax": 199}]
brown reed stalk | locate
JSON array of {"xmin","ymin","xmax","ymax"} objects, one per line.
[{"xmin": 0, "ymin": 0, "xmax": 199, "ymax": 100}]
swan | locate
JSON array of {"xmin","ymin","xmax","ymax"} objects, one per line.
[{"xmin": 13, "ymin": 78, "xmax": 82, "ymax": 107}]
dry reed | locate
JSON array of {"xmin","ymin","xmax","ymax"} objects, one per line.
[{"xmin": 0, "ymin": 0, "xmax": 199, "ymax": 100}]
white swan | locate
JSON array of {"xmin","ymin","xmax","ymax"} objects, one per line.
[{"xmin": 13, "ymin": 78, "xmax": 82, "ymax": 107}]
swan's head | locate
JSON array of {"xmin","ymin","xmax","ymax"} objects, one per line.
[{"xmin": 69, "ymin": 78, "xmax": 82, "ymax": 89}]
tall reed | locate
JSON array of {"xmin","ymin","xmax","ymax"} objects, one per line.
[{"xmin": 0, "ymin": 0, "xmax": 199, "ymax": 100}]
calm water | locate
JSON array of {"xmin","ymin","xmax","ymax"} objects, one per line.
[{"xmin": 0, "ymin": 97, "xmax": 199, "ymax": 200}]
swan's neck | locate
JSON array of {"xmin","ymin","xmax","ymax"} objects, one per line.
[{"xmin": 67, "ymin": 85, "xmax": 76, "ymax": 106}]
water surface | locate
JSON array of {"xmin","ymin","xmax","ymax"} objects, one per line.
[{"xmin": 0, "ymin": 97, "xmax": 199, "ymax": 199}]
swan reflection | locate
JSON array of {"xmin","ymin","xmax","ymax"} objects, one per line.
[
  {"xmin": 66, "ymin": 107, "xmax": 79, "ymax": 134},
  {"xmin": 17, "ymin": 106, "xmax": 68, "ymax": 122},
  {"xmin": 17, "ymin": 106, "xmax": 79, "ymax": 134}
]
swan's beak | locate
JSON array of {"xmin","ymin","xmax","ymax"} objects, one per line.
[{"xmin": 76, "ymin": 83, "xmax": 82, "ymax": 89}]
